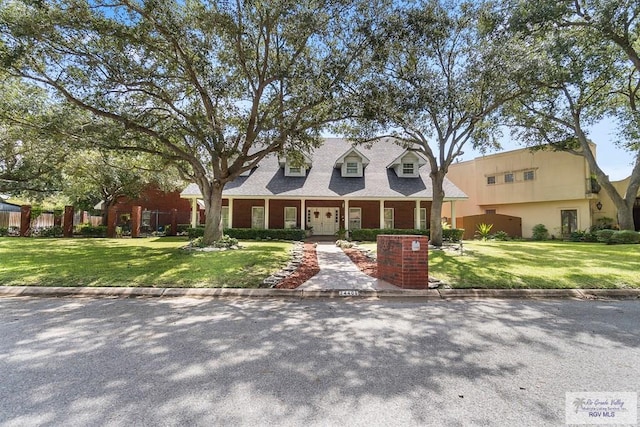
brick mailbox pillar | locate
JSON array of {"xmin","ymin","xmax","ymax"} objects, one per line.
[
  {"xmin": 63, "ymin": 206, "xmax": 74, "ymax": 237},
  {"xmin": 20, "ymin": 205, "xmax": 31, "ymax": 237},
  {"xmin": 377, "ymin": 235, "xmax": 429, "ymax": 289},
  {"xmin": 131, "ymin": 206, "xmax": 142, "ymax": 238}
]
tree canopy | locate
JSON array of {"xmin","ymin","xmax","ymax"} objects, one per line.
[
  {"xmin": 1, "ymin": 0, "xmax": 379, "ymax": 243},
  {"xmin": 503, "ymin": 0, "xmax": 640, "ymax": 230},
  {"xmin": 341, "ymin": 0, "xmax": 532, "ymax": 245}
]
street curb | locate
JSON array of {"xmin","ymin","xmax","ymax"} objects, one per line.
[{"xmin": 1, "ymin": 286, "xmax": 639, "ymax": 300}]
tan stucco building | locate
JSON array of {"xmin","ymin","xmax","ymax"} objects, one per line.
[{"xmin": 442, "ymin": 146, "xmax": 615, "ymax": 238}]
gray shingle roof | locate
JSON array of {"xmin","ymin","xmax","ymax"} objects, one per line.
[{"xmin": 181, "ymin": 138, "xmax": 468, "ymax": 200}]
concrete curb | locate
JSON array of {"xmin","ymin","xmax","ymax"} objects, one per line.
[{"xmin": 1, "ymin": 286, "xmax": 639, "ymax": 300}]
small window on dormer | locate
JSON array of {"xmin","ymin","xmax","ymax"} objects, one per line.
[
  {"xmin": 346, "ymin": 162, "xmax": 358, "ymax": 175},
  {"xmin": 402, "ymin": 163, "xmax": 414, "ymax": 175}
]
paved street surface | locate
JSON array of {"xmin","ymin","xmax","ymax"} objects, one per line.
[{"xmin": 0, "ymin": 297, "xmax": 638, "ymax": 426}]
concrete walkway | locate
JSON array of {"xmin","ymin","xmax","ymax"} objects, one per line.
[{"xmin": 298, "ymin": 242, "xmax": 401, "ymax": 291}]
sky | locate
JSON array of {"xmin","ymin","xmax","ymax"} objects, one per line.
[{"xmin": 462, "ymin": 119, "xmax": 634, "ymax": 182}]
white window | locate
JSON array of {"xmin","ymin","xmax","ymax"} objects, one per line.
[
  {"xmin": 284, "ymin": 207, "xmax": 297, "ymax": 229},
  {"xmin": 251, "ymin": 206, "xmax": 265, "ymax": 229},
  {"xmin": 504, "ymin": 173, "xmax": 514, "ymax": 183},
  {"xmin": 289, "ymin": 166, "xmax": 301, "ymax": 174},
  {"xmin": 402, "ymin": 163, "xmax": 415, "ymax": 175},
  {"xmin": 222, "ymin": 206, "xmax": 229, "ymax": 230},
  {"xmin": 415, "ymin": 207, "xmax": 427, "ymax": 230},
  {"xmin": 485, "ymin": 209, "xmax": 496, "ymax": 215},
  {"xmin": 383, "ymin": 208, "xmax": 394, "ymax": 229},
  {"xmin": 346, "ymin": 162, "xmax": 358, "ymax": 175},
  {"xmin": 524, "ymin": 170, "xmax": 535, "ymax": 181},
  {"xmin": 348, "ymin": 207, "xmax": 361, "ymax": 230},
  {"xmin": 487, "ymin": 176, "xmax": 496, "ymax": 185}
]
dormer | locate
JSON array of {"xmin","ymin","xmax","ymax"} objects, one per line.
[
  {"xmin": 278, "ymin": 152, "xmax": 312, "ymax": 177},
  {"xmin": 386, "ymin": 149, "xmax": 427, "ymax": 178},
  {"xmin": 334, "ymin": 147, "xmax": 370, "ymax": 178}
]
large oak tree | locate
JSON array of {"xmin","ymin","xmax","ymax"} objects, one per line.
[
  {"xmin": 342, "ymin": 0, "xmax": 532, "ymax": 245},
  {"xmin": 1, "ymin": 0, "xmax": 377, "ymax": 244},
  {"xmin": 505, "ymin": 0, "xmax": 640, "ymax": 230}
]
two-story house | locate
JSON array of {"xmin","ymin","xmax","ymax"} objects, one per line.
[{"xmin": 180, "ymin": 138, "xmax": 468, "ymax": 234}]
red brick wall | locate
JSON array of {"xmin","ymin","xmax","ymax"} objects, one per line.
[
  {"xmin": 269, "ymin": 199, "xmax": 301, "ymax": 229},
  {"xmin": 377, "ymin": 235, "xmax": 429, "ymax": 289},
  {"xmin": 350, "ymin": 201, "xmax": 381, "ymax": 229},
  {"xmin": 113, "ymin": 185, "xmax": 195, "ymax": 226},
  {"xmin": 232, "ymin": 199, "xmax": 264, "ymax": 228},
  {"xmin": 384, "ymin": 201, "xmax": 417, "ymax": 229}
]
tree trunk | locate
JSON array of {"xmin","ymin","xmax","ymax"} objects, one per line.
[
  {"xmin": 429, "ymin": 170, "xmax": 446, "ymax": 247},
  {"xmin": 575, "ymin": 129, "xmax": 638, "ymax": 230},
  {"xmin": 201, "ymin": 182, "xmax": 224, "ymax": 246}
]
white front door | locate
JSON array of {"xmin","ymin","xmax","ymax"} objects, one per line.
[{"xmin": 308, "ymin": 207, "xmax": 339, "ymax": 235}]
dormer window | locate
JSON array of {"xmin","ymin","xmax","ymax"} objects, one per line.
[
  {"xmin": 279, "ymin": 152, "xmax": 312, "ymax": 177},
  {"xmin": 387, "ymin": 149, "xmax": 426, "ymax": 178},
  {"xmin": 334, "ymin": 147, "xmax": 370, "ymax": 178}
]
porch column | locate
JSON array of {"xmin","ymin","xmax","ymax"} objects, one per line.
[
  {"xmin": 415, "ymin": 200, "xmax": 421, "ymax": 229},
  {"xmin": 450, "ymin": 200, "xmax": 457, "ymax": 228},
  {"xmin": 300, "ymin": 199, "xmax": 306, "ymax": 230},
  {"xmin": 190, "ymin": 198, "xmax": 198, "ymax": 228},
  {"xmin": 264, "ymin": 198, "xmax": 270, "ymax": 229},
  {"xmin": 379, "ymin": 200, "xmax": 385, "ymax": 229},
  {"xmin": 344, "ymin": 199, "xmax": 350, "ymax": 235},
  {"xmin": 228, "ymin": 198, "xmax": 233, "ymax": 229}
]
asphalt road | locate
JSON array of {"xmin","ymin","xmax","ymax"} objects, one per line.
[{"xmin": 0, "ymin": 297, "xmax": 638, "ymax": 426}]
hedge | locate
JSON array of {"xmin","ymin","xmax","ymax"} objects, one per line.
[
  {"xmin": 78, "ymin": 225, "xmax": 108, "ymax": 237},
  {"xmin": 187, "ymin": 227, "xmax": 305, "ymax": 241},
  {"xmin": 349, "ymin": 228, "xmax": 464, "ymax": 242},
  {"xmin": 607, "ymin": 230, "xmax": 640, "ymax": 245}
]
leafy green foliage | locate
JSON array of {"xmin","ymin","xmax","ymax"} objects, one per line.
[
  {"xmin": 77, "ymin": 225, "xmax": 108, "ymax": 237},
  {"xmin": 341, "ymin": 1, "xmax": 532, "ymax": 245},
  {"xmin": 491, "ymin": 230, "xmax": 510, "ymax": 241},
  {"xmin": 188, "ymin": 227, "xmax": 306, "ymax": 241},
  {"xmin": 531, "ymin": 224, "xmax": 549, "ymax": 241},
  {"xmin": 475, "ymin": 223, "xmax": 493, "ymax": 240},
  {"xmin": 350, "ymin": 228, "xmax": 430, "ymax": 242},
  {"xmin": 1, "ymin": 0, "xmax": 380, "ymax": 244},
  {"xmin": 595, "ymin": 229, "xmax": 616, "ymax": 243},
  {"xmin": 608, "ymin": 231, "xmax": 640, "ymax": 245},
  {"xmin": 36, "ymin": 226, "xmax": 64, "ymax": 238}
]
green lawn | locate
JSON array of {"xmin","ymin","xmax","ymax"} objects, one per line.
[
  {"xmin": 359, "ymin": 240, "xmax": 640, "ymax": 289},
  {"xmin": 0, "ymin": 237, "xmax": 292, "ymax": 288}
]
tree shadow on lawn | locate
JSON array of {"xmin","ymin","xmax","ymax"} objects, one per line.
[
  {"xmin": 0, "ymin": 298, "xmax": 638, "ymax": 425},
  {"xmin": 0, "ymin": 238, "xmax": 290, "ymax": 287},
  {"xmin": 430, "ymin": 243, "xmax": 640, "ymax": 289}
]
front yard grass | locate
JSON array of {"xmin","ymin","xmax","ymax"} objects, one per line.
[
  {"xmin": 0, "ymin": 237, "xmax": 292, "ymax": 288},
  {"xmin": 359, "ymin": 240, "xmax": 640, "ymax": 289}
]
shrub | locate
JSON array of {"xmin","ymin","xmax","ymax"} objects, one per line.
[
  {"xmin": 475, "ymin": 223, "xmax": 493, "ymax": 240},
  {"xmin": 582, "ymin": 232, "xmax": 599, "ymax": 243},
  {"xmin": 350, "ymin": 228, "xmax": 430, "ymax": 242},
  {"xmin": 608, "ymin": 230, "xmax": 640, "ymax": 245},
  {"xmin": 532, "ymin": 224, "xmax": 549, "ymax": 241},
  {"xmin": 188, "ymin": 227, "xmax": 306, "ymax": 241},
  {"xmin": 595, "ymin": 229, "xmax": 616, "ymax": 243},
  {"xmin": 568, "ymin": 230, "xmax": 586, "ymax": 242},
  {"xmin": 0, "ymin": 227, "xmax": 8, "ymax": 237},
  {"xmin": 491, "ymin": 230, "xmax": 510, "ymax": 241},
  {"xmin": 187, "ymin": 226, "xmax": 205, "ymax": 239},
  {"xmin": 590, "ymin": 217, "xmax": 616, "ymax": 232},
  {"xmin": 443, "ymin": 228, "xmax": 464, "ymax": 242},
  {"xmin": 225, "ymin": 228, "xmax": 305, "ymax": 240},
  {"xmin": 38, "ymin": 226, "xmax": 64, "ymax": 238},
  {"xmin": 79, "ymin": 225, "xmax": 108, "ymax": 237}
]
